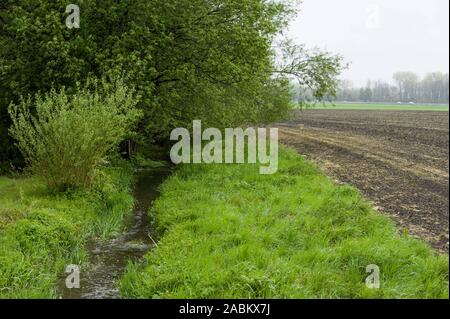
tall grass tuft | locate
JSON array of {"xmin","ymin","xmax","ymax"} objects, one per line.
[{"xmin": 8, "ymin": 78, "xmax": 142, "ymax": 191}]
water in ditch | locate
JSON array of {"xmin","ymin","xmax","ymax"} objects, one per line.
[{"xmin": 58, "ymin": 168, "xmax": 170, "ymax": 299}]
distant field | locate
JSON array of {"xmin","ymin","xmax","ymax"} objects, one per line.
[{"xmin": 310, "ymin": 103, "xmax": 449, "ymax": 112}]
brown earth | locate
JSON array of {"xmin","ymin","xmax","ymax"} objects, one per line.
[{"xmin": 272, "ymin": 109, "xmax": 449, "ymax": 252}]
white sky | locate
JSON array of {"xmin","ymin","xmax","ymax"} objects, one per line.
[{"xmin": 286, "ymin": 0, "xmax": 450, "ymax": 86}]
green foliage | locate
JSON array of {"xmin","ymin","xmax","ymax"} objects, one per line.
[
  {"xmin": 119, "ymin": 148, "xmax": 448, "ymax": 299},
  {"xmin": 87, "ymin": 163, "xmax": 136, "ymax": 237},
  {"xmin": 0, "ymin": 163, "xmax": 134, "ymax": 298},
  {"xmin": 8, "ymin": 78, "xmax": 142, "ymax": 191},
  {"xmin": 0, "ymin": 0, "xmax": 344, "ymax": 166},
  {"xmin": 275, "ymin": 41, "xmax": 347, "ymax": 102}
]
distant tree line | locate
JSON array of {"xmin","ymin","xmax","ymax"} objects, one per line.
[{"xmin": 336, "ymin": 72, "xmax": 449, "ymax": 104}]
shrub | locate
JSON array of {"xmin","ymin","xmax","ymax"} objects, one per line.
[{"xmin": 8, "ymin": 78, "xmax": 142, "ymax": 191}]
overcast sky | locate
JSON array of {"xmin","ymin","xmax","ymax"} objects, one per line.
[{"xmin": 287, "ymin": 0, "xmax": 449, "ymax": 86}]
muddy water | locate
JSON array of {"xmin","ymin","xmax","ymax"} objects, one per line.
[{"xmin": 58, "ymin": 168, "xmax": 170, "ymax": 299}]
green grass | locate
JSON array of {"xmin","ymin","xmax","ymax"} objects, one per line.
[
  {"xmin": 311, "ymin": 103, "xmax": 449, "ymax": 111},
  {"xmin": 120, "ymin": 148, "xmax": 448, "ymax": 299},
  {"xmin": 0, "ymin": 162, "xmax": 135, "ymax": 298}
]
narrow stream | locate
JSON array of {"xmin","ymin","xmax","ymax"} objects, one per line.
[{"xmin": 58, "ymin": 168, "xmax": 170, "ymax": 299}]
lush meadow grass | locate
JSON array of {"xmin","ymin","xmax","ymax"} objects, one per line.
[
  {"xmin": 120, "ymin": 148, "xmax": 448, "ymax": 299},
  {"xmin": 0, "ymin": 163, "xmax": 134, "ymax": 298}
]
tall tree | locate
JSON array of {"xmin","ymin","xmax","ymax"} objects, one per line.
[
  {"xmin": 0, "ymin": 0, "xmax": 344, "ymax": 169},
  {"xmin": 393, "ymin": 72, "xmax": 419, "ymax": 102}
]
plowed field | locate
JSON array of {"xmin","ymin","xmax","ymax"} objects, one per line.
[{"xmin": 274, "ymin": 109, "xmax": 449, "ymax": 252}]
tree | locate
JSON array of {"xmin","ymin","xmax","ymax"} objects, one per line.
[
  {"xmin": 335, "ymin": 72, "xmax": 449, "ymax": 104},
  {"xmin": 359, "ymin": 82, "xmax": 373, "ymax": 102},
  {"xmin": 421, "ymin": 72, "xmax": 449, "ymax": 103},
  {"xmin": 393, "ymin": 72, "xmax": 419, "ymax": 102},
  {"xmin": 274, "ymin": 41, "xmax": 346, "ymax": 102},
  {"xmin": 0, "ymin": 0, "xmax": 345, "ymax": 169}
]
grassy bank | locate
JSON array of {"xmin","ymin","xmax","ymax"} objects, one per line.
[
  {"xmin": 0, "ymin": 162, "xmax": 134, "ymax": 298},
  {"xmin": 120, "ymin": 148, "xmax": 448, "ymax": 299}
]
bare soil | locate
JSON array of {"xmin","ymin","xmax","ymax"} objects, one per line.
[{"xmin": 273, "ymin": 109, "xmax": 449, "ymax": 252}]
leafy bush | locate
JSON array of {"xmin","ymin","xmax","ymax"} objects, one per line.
[{"xmin": 8, "ymin": 79, "xmax": 142, "ymax": 191}]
